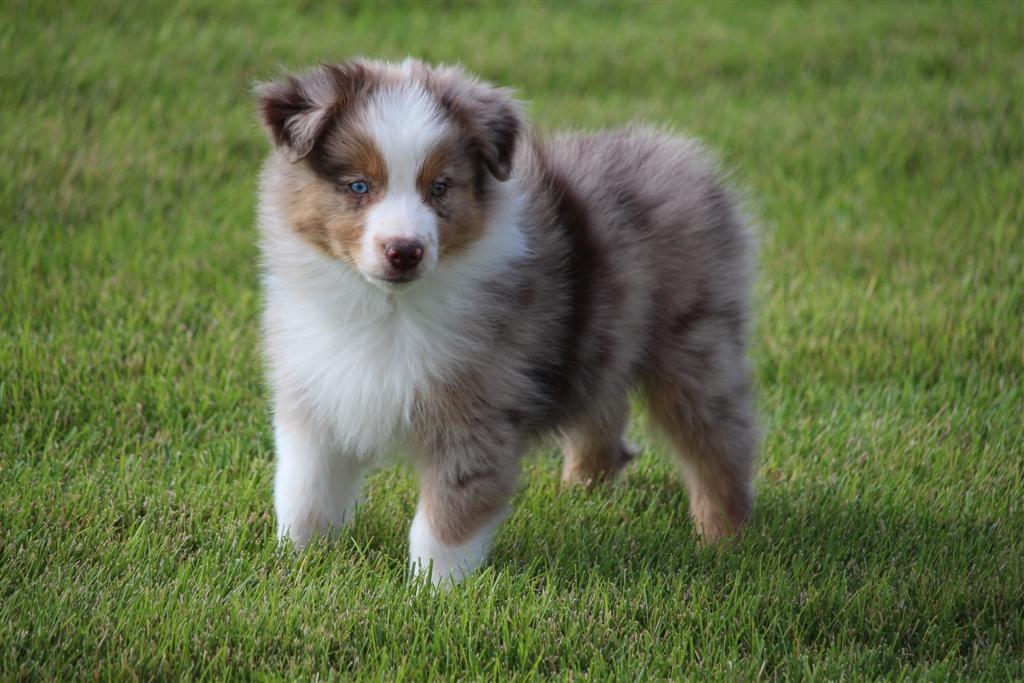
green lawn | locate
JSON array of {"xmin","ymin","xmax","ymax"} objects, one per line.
[{"xmin": 2, "ymin": 1, "xmax": 1022, "ymax": 679}]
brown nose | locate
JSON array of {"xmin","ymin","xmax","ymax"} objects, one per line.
[{"xmin": 384, "ymin": 239, "xmax": 424, "ymax": 272}]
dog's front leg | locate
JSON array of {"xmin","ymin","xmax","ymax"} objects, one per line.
[
  {"xmin": 273, "ymin": 413, "xmax": 368, "ymax": 549},
  {"xmin": 409, "ymin": 432, "xmax": 521, "ymax": 587}
]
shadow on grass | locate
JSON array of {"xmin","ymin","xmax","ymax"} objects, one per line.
[
  {"xmin": 339, "ymin": 460, "xmax": 1010, "ymax": 591},
  {"xmin": 498, "ymin": 472, "xmax": 1007, "ymax": 582},
  {"xmin": 486, "ymin": 466, "xmax": 1017, "ymax": 661}
]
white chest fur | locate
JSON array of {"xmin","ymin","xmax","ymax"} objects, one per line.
[{"xmin": 264, "ymin": 270, "xmax": 476, "ymax": 457}]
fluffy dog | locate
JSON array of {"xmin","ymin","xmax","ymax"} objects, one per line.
[{"xmin": 256, "ymin": 59, "xmax": 758, "ymax": 585}]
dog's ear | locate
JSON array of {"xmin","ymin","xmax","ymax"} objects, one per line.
[
  {"xmin": 428, "ymin": 66, "xmax": 524, "ymax": 181},
  {"xmin": 256, "ymin": 62, "xmax": 372, "ymax": 161}
]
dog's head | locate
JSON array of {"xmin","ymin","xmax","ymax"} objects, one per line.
[{"xmin": 257, "ymin": 59, "xmax": 522, "ymax": 287}]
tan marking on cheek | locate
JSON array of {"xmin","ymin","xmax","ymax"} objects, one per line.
[
  {"xmin": 324, "ymin": 210, "xmax": 368, "ymax": 266},
  {"xmin": 283, "ymin": 180, "xmax": 334, "ymax": 254},
  {"xmin": 437, "ymin": 195, "xmax": 487, "ymax": 259},
  {"xmin": 282, "ymin": 173, "xmax": 369, "ymax": 266}
]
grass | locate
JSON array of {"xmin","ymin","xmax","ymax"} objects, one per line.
[{"xmin": 2, "ymin": 0, "xmax": 1022, "ymax": 679}]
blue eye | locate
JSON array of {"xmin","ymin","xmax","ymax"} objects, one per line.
[
  {"xmin": 431, "ymin": 181, "xmax": 448, "ymax": 197},
  {"xmin": 348, "ymin": 181, "xmax": 370, "ymax": 195}
]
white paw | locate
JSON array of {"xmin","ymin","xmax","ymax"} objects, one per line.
[
  {"xmin": 407, "ymin": 505, "xmax": 504, "ymax": 587},
  {"xmin": 276, "ymin": 505, "xmax": 355, "ymax": 550}
]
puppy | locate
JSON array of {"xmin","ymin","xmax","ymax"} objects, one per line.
[{"xmin": 256, "ymin": 59, "xmax": 758, "ymax": 585}]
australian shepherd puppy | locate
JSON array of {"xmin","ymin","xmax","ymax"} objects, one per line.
[{"xmin": 256, "ymin": 59, "xmax": 758, "ymax": 585}]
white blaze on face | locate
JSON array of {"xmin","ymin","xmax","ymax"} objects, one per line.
[{"xmin": 358, "ymin": 85, "xmax": 450, "ymax": 281}]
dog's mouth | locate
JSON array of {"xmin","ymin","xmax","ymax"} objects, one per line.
[{"xmin": 368, "ymin": 271, "xmax": 421, "ymax": 287}]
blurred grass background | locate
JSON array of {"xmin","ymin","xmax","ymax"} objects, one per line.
[{"xmin": 2, "ymin": 1, "xmax": 1022, "ymax": 679}]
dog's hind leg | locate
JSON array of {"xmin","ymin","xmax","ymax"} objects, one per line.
[
  {"xmin": 559, "ymin": 397, "xmax": 638, "ymax": 488},
  {"xmin": 645, "ymin": 328, "xmax": 758, "ymax": 543}
]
